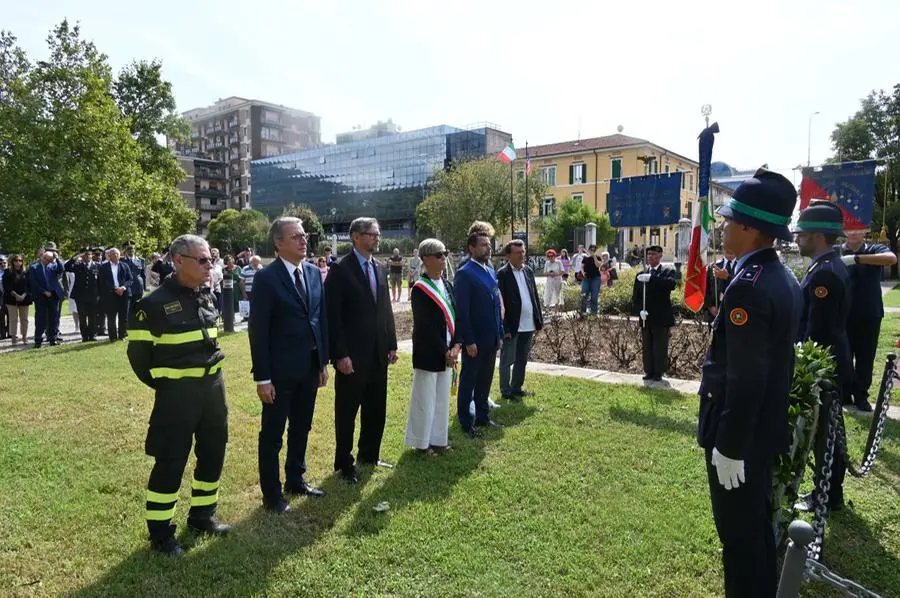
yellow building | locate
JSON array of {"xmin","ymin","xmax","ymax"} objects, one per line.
[{"xmin": 519, "ymin": 133, "xmax": 699, "ymax": 256}]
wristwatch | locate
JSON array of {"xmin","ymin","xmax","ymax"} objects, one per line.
[{"xmin": 854, "ymin": 254, "xmax": 861, "ymax": 264}]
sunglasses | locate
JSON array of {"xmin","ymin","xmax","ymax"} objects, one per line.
[
  {"xmin": 428, "ymin": 251, "xmax": 449, "ymax": 258},
  {"xmin": 181, "ymin": 255, "xmax": 213, "ymax": 265}
]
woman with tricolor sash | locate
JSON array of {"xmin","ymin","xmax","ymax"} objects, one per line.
[{"xmin": 404, "ymin": 238, "xmax": 461, "ymax": 455}]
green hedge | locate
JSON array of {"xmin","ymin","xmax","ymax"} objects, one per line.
[{"xmin": 560, "ymin": 269, "xmax": 696, "ymax": 317}]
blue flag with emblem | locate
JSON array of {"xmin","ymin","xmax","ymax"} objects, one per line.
[
  {"xmin": 608, "ymin": 172, "xmax": 683, "ymax": 227},
  {"xmin": 800, "ymin": 160, "xmax": 877, "ymax": 230}
]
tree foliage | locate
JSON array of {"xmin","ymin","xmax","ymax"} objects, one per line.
[
  {"xmin": 415, "ymin": 157, "xmax": 547, "ymax": 250},
  {"xmin": 829, "ymin": 84, "xmax": 900, "ymax": 275},
  {"xmin": 538, "ymin": 198, "xmax": 615, "ymax": 251},
  {"xmin": 280, "ymin": 203, "xmax": 325, "ymax": 240},
  {"xmin": 0, "ymin": 21, "xmax": 195, "ymax": 256},
  {"xmin": 206, "ymin": 208, "xmax": 270, "ymax": 255}
]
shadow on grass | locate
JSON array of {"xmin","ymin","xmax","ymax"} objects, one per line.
[
  {"xmin": 69, "ymin": 472, "xmax": 363, "ymax": 598},
  {"xmin": 814, "ymin": 504, "xmax": 900, "ymax": 597},
  {"xmin": 344, "ymin": 403, "xmax": 536, "ymax": 538},
  {"xmin": 50, "ymin": 340, "xmax": 119, "ymax": 355},
  {"xmin": 608, "ymin": 404, "xmax": 696, "ymax": 438}
]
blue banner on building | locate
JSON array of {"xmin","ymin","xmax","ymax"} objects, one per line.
[{"xmin": 607, "ymin": 172, "xmax": 683, "ymax": 227}]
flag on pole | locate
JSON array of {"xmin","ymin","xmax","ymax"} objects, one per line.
[
  {"xmin": 497, "ymin": 143, "xmax": 516, "ymax": 165},
  {"xmin": 525, "ymin": 147, "xmax": 533, "ymax": 175},
  {"xmin": 684, "ymin": 123, "xmax": 719, "ymax": 313}
]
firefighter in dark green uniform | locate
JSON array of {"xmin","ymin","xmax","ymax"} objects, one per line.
[{"xmin": 127, "ymin": 234, "xmax": 231, "ymax": 556}]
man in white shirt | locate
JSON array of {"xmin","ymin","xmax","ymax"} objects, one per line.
[
  {"xmin": 572, "ymin": 245, "xmax": 587, "ymax": 277},
  {"xmin": 496, "ymin": 239, "xmax": 543, "ymax": 401}
]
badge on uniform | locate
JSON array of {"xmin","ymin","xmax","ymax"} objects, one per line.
[
  {"xmin": 814, "ymin": 286, "xmax": 829, "ymax": 299},
  {"xmin": 135, "ymin": 309, "xmax": 148, "ymax": 322},
  {"xmin": 729, "ymin": 307, "xmax": 748, "ymax": 326},
  {"xmin": 163, "ymin": 301, "xmax": 183, "ymax": 315}
]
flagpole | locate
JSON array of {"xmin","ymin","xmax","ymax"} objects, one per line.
[
  {"xmin": 510, "ymin": 161, "xmax": 515, "ymax": 243},
  {"xmin": 525, "ymin": 141, "xmax": 529, "ymax": 253}
]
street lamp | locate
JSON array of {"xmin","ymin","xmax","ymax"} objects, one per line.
[{"xmin": 807, "ymin": 111, "xmax": 820, "ymax": 167}]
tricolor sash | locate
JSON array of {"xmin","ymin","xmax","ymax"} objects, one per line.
[{"xmin": 413, "ymin": 277, "xmax": 455, "ymax": 339}]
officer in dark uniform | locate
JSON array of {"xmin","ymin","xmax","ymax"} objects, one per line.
[
  {"xmin": 631, "ymin": 245, "xmax": 677, "ymax": 381},
  {"xmin": 696, "ymin": 168, "xmax": 801, "ymax": 597},
  {"xmin": 127, "ymin": 234, "xmax": 231, "ymax": 556},
  {"xmin": 93, "ymin": 247, "xmax": 107, "ymax": 337},
  {"xmin": 122, "ymin": 241, "xmax": 146, "ymax": 319},
  {"xmin": 838, "ymin": 228, "xmax": 897, "ymax": 411},
  {"xmin": 66, "ymin": 248, "xmax": 100, "ymax": 342},
  {"xmin": 794, "ymin": 201, "xmax": 852, "ymax": 512},
  {"xmin": 703, "ymin": 250, "xmax": 736, "ymax": 322}
]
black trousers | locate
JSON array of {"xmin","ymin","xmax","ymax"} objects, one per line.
[
  {"xmin": 706, "ymin": 449, "xmax": 777, "ymax": 598},
  {"xmin": 0, "ymin": 304, "xmax": 8, "ymax": 339},
  {"xmin": 259, "ymin": 361, "xmax": 320, "ymax": 502},
  {"xmin": 457, "ymin": 346, "xmax": 498, "ymax": 430},
  {"xmin": 105, "ymin": 294, "xmax": 129, "ymax": 340},
  {"xmin": 128, "ymin": 293, "xmax": 141, "ymax": 321},
  {"xmin": 145, "ymin": 374, "xmax": 228, "ymax": 541},
  {"xmin": 77, "ymin": 301, "xmax": 97, "ymax": 341},
  {"xmin": 846, "ymin": 316, "xmax": 881, "ymax": 403},
  {"xmin": 333, "ymin": 353, "xmax": 388, "ymax": 472},
  {"xmin": 641, "ymin": 326, "xmax": 670, "ymax": 378}
]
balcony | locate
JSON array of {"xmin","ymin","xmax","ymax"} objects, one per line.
[
  {"xmin": 197, "ymin": 187, "xmax": 227, "ymax": 198},
  {"xmin": 199, "ymin": 199, "xmax": 227, "ymax": 212}
]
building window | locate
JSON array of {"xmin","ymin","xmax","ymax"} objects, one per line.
[
  {"xmin": 664, "ymin": 164, "xmax": 670, "ymax": 174},
  {"xmin": 541, "ymin": 197, "xmax": 556, "ymax": 216},
  {"xmin": 689, "ymin": 172, "xmax": 694, "ymax": 191},
  {"xmin": 611, "ymin": 158, "xmax": 622, "ymax": 180},
  {"xmin": 570, "ymin": 163, "xmax": 586, "ymax": 184},
  {"xmin": 678, "ymin": 168, "xmax": 684, "ymax": 189},
  {"xmin": 628, "ymin": 228, "xmax": 634, "ymax": 243},
  {"xmin": 687, "ymin": 201, "xmax": 693, "ymax": 220},
  {"xmin": 664, "ymin": 228, "xmax": 668, "ymax": 247},
  {"xmin": 571, "ymin": 193, "xmax": 584, "ymax": 203},
  {"xmin": 541, "ymin": 165, "xmax": 556, "ymax": 186}
]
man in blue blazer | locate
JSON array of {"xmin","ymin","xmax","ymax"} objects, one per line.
[
  {"xmin": 123, "ymin": 242, "xmax": 146, "ymax": 318},
  {"xmin": 249, "ymin": 217, "xmax": 329, "ymax": 514},
  {"xmin": 28, "ymin": 242, "xmax": 66, "ymax": 347},
  {"xmin": 453, "ymin": 224, "xmax": 503, "ymax": 437},
  {"xmin": 98, "ymin": 247, "xmax": 133, "ymax": 341}
]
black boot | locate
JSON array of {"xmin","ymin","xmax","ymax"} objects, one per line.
[
  {"xmin": 148, "ymin": 523, "xmax": 186, "ymax": 556},
  {"xmin": 187, "ymin": 515, "xmax": 232, "ymax": 536}
]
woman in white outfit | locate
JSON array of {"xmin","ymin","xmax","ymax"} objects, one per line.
[
  {"xmin": 405, "ymin": 238, "xmax": 461, "ymax": 455},
  {"xmin": 543, "ymin": 249, "xmax": 563, "ymax": 309}
]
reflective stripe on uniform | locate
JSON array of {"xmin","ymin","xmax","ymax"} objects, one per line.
[
  {"xmin": 190, "ymin": 492, "xmax": 219, "ymax": 507},
  {"xmin": 192, "ymin": 479, "xmax": 219, "ymax": 492},
  {"xmin": 145, "ymin": 506, "xmax": 177, "ymax": 521},
  {"xmin": 146, "ymin": 490, "xmax": 179, "ymax": 504},
  {"xmin": 127, "ymin": 328, "xmax": 218, "ymax": 345},
  {"xmin": 149, "ymin": 361, "xmax": 224, "ymax": 380}
]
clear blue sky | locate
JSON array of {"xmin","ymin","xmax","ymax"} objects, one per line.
[{"xmin": 5, "ymin": 0, "xmax": 898, "ymax": 183}]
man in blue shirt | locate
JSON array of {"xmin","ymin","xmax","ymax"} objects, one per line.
[{"xmin": 837, "ymin": 229, "xmax": 897, "ymax": 411}]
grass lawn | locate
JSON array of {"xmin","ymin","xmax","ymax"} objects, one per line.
[
  {"xmin": 0, "ymin": 334, "xmax": 898, "ymax": 597},
  {"xmin": 881, "ymin": 285, "xmax": 900, "ymax": 308}
]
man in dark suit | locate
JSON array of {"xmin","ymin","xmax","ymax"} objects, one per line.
[
  {"xmin": 28, "ymin": 242, "xmax": 66, "ymax": 348},
  {"xmin": 66, "ymin": 248, "xmax": 100, "ymax": 342},
  {"xmin": 326, "ymin": 217, "xmax": 398, "ymax": 484},
  {"xmin": 98, "ymin": 247, "xmax": 132, "ymax": 341},
  {"xmin": 631, "ymin": 245, "xmax": 677, "ymax": 381},
  {"xmin": 250, "ymin": 217, "xmax": 329, "ymax": 513},
  {"xmin": 696, "ymin": 168, "xmax": 801, "ymax": 597},
  {"xmin": 496, "ymin": 239, "xmax": 543, "ymax": 401},
  {"xmin": 704, "ymin": 250, "xmax": 737, "ymax": 321},
  {"xmin": 123, "ymin": 242, "xmax": 146, "ymax": 318},
  {"xmin": 453, "ymin": 224, "xmax": 503, "ymax": 436},
  {"xmin": 794, "ymin": 201, "xmax": 852, "ymax": 513}
]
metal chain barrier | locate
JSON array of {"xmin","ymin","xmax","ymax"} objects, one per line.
[
  {"xmin": 808, "ymin": 389, "xmax": 840, "ymax": 562},
  {"xmin": 840, "ymin": 353, "xmax": 896, "ymax": 478},
  {"xmin": 805, "ymin": 560, "xmax": 882, "ymax": 598}
]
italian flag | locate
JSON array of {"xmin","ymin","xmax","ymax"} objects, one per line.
[
  {"xmin": 684, "ymin": 123, "xmax": 718, "ymax": 313},
  {"xmin": 497, "ymin": 144, "xmax": 516, "ymax": 165}
]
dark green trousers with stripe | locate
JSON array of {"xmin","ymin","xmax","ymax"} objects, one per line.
[{"xmin": 145, "ymin": 373, "xmax": 228, "ymax": 541}]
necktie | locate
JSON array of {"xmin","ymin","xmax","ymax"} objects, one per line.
[
  {"xmin": 293, "ymin": 267, "xmax": 308, "ymax": 307},
  {"xmin": 727, "ymin": 260, "xmax": 734, "ymax": 277},
  {"xmin": 363, "ymin": 260, "xmax": 377, "ymax": 300},
  {"xmin": 44, "ymin": 264, "xmax": 51, "ymax": 288}
]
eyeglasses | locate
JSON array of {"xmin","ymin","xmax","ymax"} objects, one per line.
[
  {"xmin": 287, "ymin": 233, "xmax": 309, "ymax": 241},
  {"xmin": 428, "ymin": 251, "xmax": 449, "ymax": 258},
  {"xmin": 360, "ymin": 232, "xmax": 381, "ymax": 239},
  {"xmin": 181, "ymin": 255, "xmax": 213, "ymax": 266}
]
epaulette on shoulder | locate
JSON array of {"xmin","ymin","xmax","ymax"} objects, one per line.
[{"xmin": 733, "ymin": 263, "xmax": 763, "ymax": 286}]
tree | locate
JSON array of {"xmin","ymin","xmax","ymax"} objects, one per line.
[
  {"xmin": 0, "ymin": 21, "xmax": 195, "ymax": 256},
  {"xmin": 280, "ymin": 203, "xmax": 325, "ymax": 240},
  {"xmin": 538, "ymin": 198, "xmax": 615, "ymax": 250},
  {"xmin": 415, "ymin": 157, "xmax": 547, "ymax": 250},
  {"xmin": 206, "ymin": 208, "xmax": 269, "ymax": 255}
]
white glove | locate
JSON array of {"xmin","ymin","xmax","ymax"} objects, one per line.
[
  {"xmin": 840, "ymin": 255, "xmax": 856, "ymax": 266},
  {"xmin": 711, "ymin": 447, "xmax": 745, "ymax": 490},
  {"xmin": 637, "ymin": 273, "xmax": 651, "ymax": 283},
  {"xmin": 639, "ymin": 310, "xmax": 649, "ymax": 321}
]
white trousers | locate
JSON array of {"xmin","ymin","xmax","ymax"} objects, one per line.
[{"xmin": 405, "ymin": 367, "xmax": 452, "ymax": 450}]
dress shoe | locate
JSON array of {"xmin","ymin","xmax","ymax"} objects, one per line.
[
  {"xmin": 854, "ymin": 399, "xmax": 873, "ymax": 413},
  {"xmin": 642, "ymin": 374, "xmax": 653, "ymax": 380},
  {"xmin": 502, "ymin": 394, "xmax": 521, "ymax": 403},
  {"xmin": 340, "ymin": 469, "xmax": 360, "ymax": 484},
  {"xmin": 284, "ymin": 481, "xmax": 325, "ymax": 497},
  {"xmin": 360, "ymin": 459, "xmax": 394, "ymax": 469},
  {"xmin": 49, "ymin": 340, "xmax": 59, "ymax": 346},
  {"xmin": 263, "ymin": 498, "xmax": 292, "ymax": 514},
  {"xmin": 150, "ymin": 537, "xmax": 186, "ymax": 557},
  {"xmin": 188, "ymin": 516, "xmax": 232, "ymax": 536},
  {"xmin": 513, "ymin": 390, "xmax": 533, "ymax": 398},
  {"xmin": 464, "ymin": 427, "xmax": 482, "ymax": 439},
  {"xmin": 474, "ymin": 419, "xmax": 501, "ymax": 429},
  {"xmin": 651, "ymin": 376, "xmax": 663, "ymax": 382}
]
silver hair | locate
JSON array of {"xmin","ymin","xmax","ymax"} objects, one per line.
[
  {"xmin": 250, "ymin": 255, "xmax": 262, "ymax": 264},
  {"xmin": 503, "ymin": 239, "xmax": 525, "ymax": 255},
  {"xmin": 349, "ymin": 217, "xmax": 379, "ymax": 235},
  {"xmin": 268, "ymin": 216, "xmax": 303, "ymax": 246},
  {"xmin": 106, "ymin": 247, "xmax": 120, "ymax": 256},
  {"xmin": 169, "ymin": 234, "xmax": 208, "ymax": 261},
  {"xmin": 417, "ymin": 238, "xmax": 446, "ymax": 257},
  {"xmin": 601, "ymin": 251, "xmax": 610, "ymax": 259}
]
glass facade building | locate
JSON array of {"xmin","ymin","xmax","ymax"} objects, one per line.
[{"xmin": 251, "ymin": 125, "xmax": 511, "ymax": 236}]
